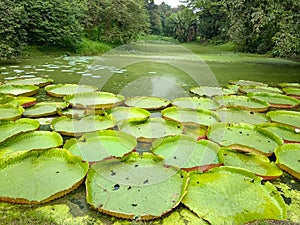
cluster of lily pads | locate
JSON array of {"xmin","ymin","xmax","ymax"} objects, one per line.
[{"xmin": 0, "ymin": 77, "xmax": 300, "ymax": 224}]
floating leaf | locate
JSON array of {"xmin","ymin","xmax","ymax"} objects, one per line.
[
  {"xmin": 239, "ymin": 85, "xmax": 283, "ymax": 94},
  {"xmin": 5, "ymin": 77, "xmax": 53, "ymax": 87},
  {"xmin": 45, "ymin": 84, "xmax": 98, "ymax": 97},
  {"xmin": 23, "ymin": 102, "xmax": 68, "ymax": 118},
  {"xmin": 0, "ymin": 131, "xmax": 63, "ymax": 158},
  {"xmin": 0, "ymin": 84, "xmax": 39, "ymax": 96},
  {"xmin": 171, "ymin": 97, "xmax": 219, "ymax": 110},
  {"xmin": 230, "ymin": 80, "xmax": 268, "ymax": 87},
  {"xmin": 124, "ymin": 96, "xmax": 170, "ymax": 110},
  {"xmin": 190, "ymin": 86, "xmax": 235, "ymax": 97},
  {"xmin": 220, "ymin": 148, "xmax": 283, "ymax": 179},
  {"xmin": 0, "ymin": 118, "xmax": 40, "ymax": 143},
  {"xmin": 64, "ymin": 130, "xmax": 137, "ymax": 162},
  {"xmin": 207, "ymin": 122, "xmax": 283, "ymax": 156},
  {"xmin": 214, "ymin": 95, "xmax": 270, "ymax": 112},
  {"xmin": 260, "ymin": 123, "xmax": 300, "ymax": 143},
  {"xmin": 0, "ymin": 148, "xmax": 89, "ymax": 204},
  {"xmin": 64, "ymin": 92, "xmax": 125, "ymax": 109},
  {"xmin": 0, "ymin": 94, "xmax": 36, "ymax": 108},
  {"xmin": 275, "ymin": 144, "xmax": 300, "ymax": 179},
  {"xmin": 162, "ymin": 107, "xmax": 219, "ymax": 126},
  {"xmin": 152, "ymin": 135, "xmax": 220, "ymax": 171},
  {"xmin": 57, "ymin": 107, "xmax": 88, "ymax": 118},
  {"xmin": 118, "ymin": 118, "xmax": 183, "ymax": 142},
  {"xmin": 282, "ymin": 88, "xmax": 300, "ymax": 99},
  {"xmin": 111, "ymin": 106, "xmax": 150, "ymax": 124},
  {"xmin": 0, "ymin": 104, "xmax": 24, "ymax": 121},
  {"xmin": 217, "ymin": 108, "xmax": 269, "ymax": 124},
  {"xmin": 182, "ymin": 167, "xmax": 286, "ymax": 224},
  {"xmin": 267, "ymin": 110, "xmax": 300, "ymax": 128},
  {"xmin": 52, "ymin": 115, "xmax": 115, "ymax": 136},
  {"xmin": 248, "ymin": 92, "xmax": 299, "ymax": 108},
  {"xmin": 86, "ymin": 152, "xmax": 188, "ymax": 220},
  {"xmin": 278, "ymin": 83, "xmax": 300, "ymax": 88}
]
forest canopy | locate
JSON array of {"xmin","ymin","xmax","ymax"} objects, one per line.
[{"xmin": 0, "ymin": 0, "xmax": 299, "ymax": 61}]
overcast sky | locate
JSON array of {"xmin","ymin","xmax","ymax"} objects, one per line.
[{"xmin": 154, "ymin": 0, "xmax": 182, "ymax": 8}]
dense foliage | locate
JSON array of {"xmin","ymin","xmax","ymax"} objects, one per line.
[{"xmin": 0, "ymin": 0, "xmax": 299, "ymax": 61}]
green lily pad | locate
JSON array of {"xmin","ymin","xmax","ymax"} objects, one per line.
[
  {"xmin": 0, "ymin": 131, "xmax": 63, "ymax": 158},
  {"xmin": 171, "ymin": 97, "xmax": 219, "ymax": 110},
  {"xmin": 118, "ymin": 118, "xmax": 183, "ymax": 142},
  {"xmin": 282, "ymin": 87, "xmax": 300, "ymax": 99},
  {"xmin": 57, "ymin": 108, "xmax": 88, "ymax": 118},
  {"xmin": 23, "ymin": 102, "xmax": 68, "ymax": 118},
  {"xmin": 51, "ymin": 115, "xmax": 115, "ymax": 136},
  {"xmin": 182, "ymin": 167, "xmax": 286, "ymax": 224},
  {"xmin": 190, "ymin": 86, "xmax": 235, "ymax": 97},
  {"xmin": 0, "ymin": 84, "xmax": 39, "ymax": 96},
  {"xmin": 214, "ymin": 95, "xmax": 270, "ymax": 112},
  {"xmin": 5, "ymin": 77, "xmax": 53, "ymax": 87},
  {"xmin": 267, "ymin": 110, "xmax": 300, "ymax": 128},
  {"xmin": 278, "ymin": 83, "xmax": 300, "ymax": 88},
  {"xmin": 64, "ymin": 92, "xmax": 125, "ymax": 109},
  {"xmin": 0, "ymin": 104, "xmax": 24, "ymax": 121},
  {"xmin": 0, "ymin": 118, "xmax": 40, "ymax": 143},
  {"xmin": 230, "ymin": 80, "xmax": 268, "ymax": 87},
  {"xmin": 260, "ymin": 123, "xmax": 300, "ymax": 143},
  {"xmin": 239, "ymin": 85, "xmax": 283, "ymax": 94},
  {"xmin": 124, "ymin": 96, "xmax": 170, "ymax": 110},
  {"xmin": 86, "ymin": 152, "xmax": 188, "ymax": 220},
  {"xmin": 161, "ymin": 107, "xmax": 219, "ymax": 126},
  {"xmin": 220, "ymin": 148, "xmax": 283, "ymax": 180},
  {"xmin": 0, "ymin": 148, "xmax": 89, "ymax": 204},
  {"xmin": 217, "ymin": 108, "xmax": 269, "ymax": 124},
  {"xmin": 64, "ymin": 130, "xmax": 137, "ymax": 162},
  {"xmin": 45, "ymin": 84, "xmax": 98, "ymax": 97},
  {"xmin": 207, "ymin": 122, "xmax": 283, "ymax": 156},
  {"xmin": 0, "ymin": 94, "xmax": 36, "ymax": 108},
  {"xmin": 152, "ymin": 135, "xmax": 220, "ymax": 171},
  {"xmin": 111, "ymin": 106, "xmax": 150, "ymax": 124},
  {"xmin": 248, "ymin": 92, "xmax": 299, "ymax": 108},
  {"xmin": 275, "ymin": 144, "xmax": 300, "ymax": 179}
]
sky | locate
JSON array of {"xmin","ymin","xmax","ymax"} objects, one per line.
[{"xmin": 154, "ymin": 0, "xmax": 182, "ymax": 8}]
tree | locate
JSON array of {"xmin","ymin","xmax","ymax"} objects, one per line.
[{"xmin": 0, "ymin": 0, "xmax": 27, "ymax": 61}]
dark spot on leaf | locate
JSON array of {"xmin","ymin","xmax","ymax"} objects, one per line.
[
  {"xmin": 135, "ymin": 164, "xmax": 139, "ymax": 168},
  {"xmin": 196, "ymin": 181, "xmax": 199, "ymax": 184},
  {"xmin": 180, "ymin": 174, "xmax": 184, "ymax": 178},
  {"xmin": 224, "ymin": 154, "xmax": 227, "ymax": 156},
  {"xmin": 250, "ymin": 111, "xmax": 254, "ymax": 114},
  {"xmin": 177, "ymin": 126, "xmax": 181, "ymax": 128},
  {"xmin": 246, "ymin": 133, "xmax": 250, "ymax": 136},
  {"xmin": 127, "ymin": 186, "xmax": 132, "ymax": 190},
  {"xmin": 111, "ymin": 170, "xmax": 116, "ymax": 176},
  {"xmin": 239, "ymin": 131, "xmax": 243, "ymax": 134},
  {"xmin": 143, "ymin": 179, "xmax": 149, "ymax": 184},
  {"xmin": 56, "ymin": 171, "xmax": 59, "ymax": 174},
  {"xmin": 298, "ymin": 160, "xmax": 300, "ymax": 163},
  {"xmin": 113, "ymin": 184, "xmax": 120, "ymax": 191},
  {"xmin": 174, "ymin": 156, "xmax": 177, "ymax": 159},
  {"xmin": 132, "ymin": 203, "xmax": 138, "ymax": 207}
]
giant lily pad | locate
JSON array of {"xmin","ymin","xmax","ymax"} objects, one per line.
[
  {"xmin": 282, "ymin": 88, "xmax": 300, "ymax": 99},
  {"xmin": 248, "ymin": 92, "xmax": 299, "ymax": 108},
  {"xmin": 230, "ymin": 80, "xmax": 268, "ymax": 87},
  {"xmin": 110, "ymin": 106, "xmax": 150, "ymax": 124},
  {"xmin": 0, "ymin": 94, "xmax": 36, "ymax": 108},
  {"xmin": 275, "ymin": 144, "xmax": 300, "ymax": 179},
  {"xmin": 152, "ymin": 135, "xmax": 220, "ymax": 171},
  {"xmin": 45, "ymin": 84, "xmax": 98, "ymax": 97},
  {"xmin": 217, "ymin": 108, "xmax": 269, "ymax": 124},
  {"xmin": 161, "ymin": 107, "xmax": 219, "ymax": 126},
  {"xmin": 267, "ymin": 110, "xmax": 300, "ymax": 128},
  {"xmin": 0, "ymin": 84, "xmax": 39, "ymax": 96},
  {"xmin": 260, "ymin": 123, "xmax": 300, "ymax": 143},
  {"xmin": 171, "ymin": 97, "xmax": 219, "ymax": 110},
  {"xmin": 23, "ymin": 102, "xmax": 68, "ymax": 118},
  {"xmin": 207, "ymin": 122, "xmax": 283, "ymax": 156},
  {"xmin": 57, "ymin": 107, "xmax": 88, "ymax": 119},
  {"xmin": 64, "ymin": 92, "xmax": 125, "ymax": 109},
  {"xmin": 182, "ymin": 167, "xmax": 286, "ymax": 224},
  {"xmin": 64, "ymin": 130, "xmax": 137, "ymax": 163},
  {"xmin": 124, "ymin": 96, "xmax": 170, "ymax": 110},
  {"xmin": 278, "ymin": 83, "xmax": 300, "ymax": 88},
  {"xmin": 0, "ymin": 118, "xmax": 40, "ymax": 143},
  {"xmin": 0, "ymin": 131, "xmax": 63, "ymax": 158},
  {"xmin": 0, "ymin": 148, "xmax": 89, "ymax": 204},
  {"xmin": 220, "ymin": 148, "xmax": 283, "ymax": 180},
  {"xmin": 0, "ymin": 104, "xmax": 24, "ymax": 121},
  {"xmin": 239, "ymin": 85, "xmax": 283, "ymax": 94},
  {"xmin": 214, "ymin": 95, "xmax": 270, "ymax": 112},
  {"xmin": 190, "ymin": 86, "xmax": 235, "ymax": 97},
  {"xmin": 5, "ymin": 77, "xmax": 53, "ymax": 87},
  {"xmin": 85, "ymin": 152, "xmax": 188, "ymax": 220},
  {"xmin": 51, "ymin": 115, "xmax": 115, "ymax": 136},
  {"xmin": 118, "ymin": 118, "xmax": 183, "ymax": 142}
]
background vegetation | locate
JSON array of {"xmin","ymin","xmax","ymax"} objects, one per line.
[{"xmin": 0, "ymin": 0, "xmax": 299, "ymax": 61}]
